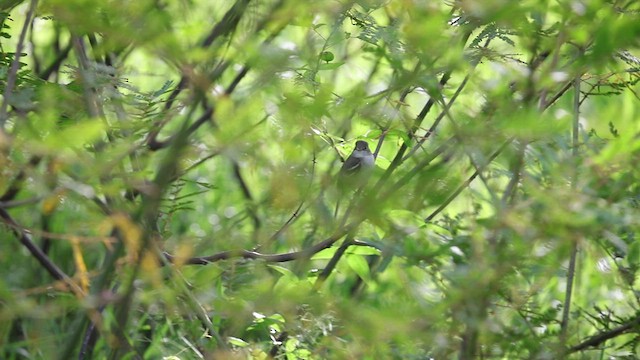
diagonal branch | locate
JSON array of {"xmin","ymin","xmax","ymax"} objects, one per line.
[
  {"xmin": 0, "ymin": 208, "xmax": 84, "ymax": 295},
  {"xmin": 375, "ymin": 29, "xmax": 474, "ymax": 189},
  {"xmin": 232, "ymin": 161, "xmax": 262, "ymax": 230},
  {"xmin": 425, "ymin": 139, "xmax": 511, "ymax": 222},
  {"xmin": 567, "ymin": 314, "xmax": 640, "ymax": 353},
  {"xmin": 0, "ymin": 155, "xmax": 42, "ymax": 201},
  {"xmin": 163, "ymin": 0, "xmax": 254, "ymax": 111},
  {"xmin": 38, "ymin": 40, "xmax": 73, "ymax": 80},
  {"xmin": 313, "ymin": 235, "xmax": 355, "ymax": 289}
]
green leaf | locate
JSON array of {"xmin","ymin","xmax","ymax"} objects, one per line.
[
  {"xmin": 284, "ymin": 338, "xmax": 297, "ymax": 352},
  {"xmin": 227, "ymin": 336, "xmax": 249, "ymax": 347},
  {"xmin": 42, "ymin": 119, "xmax": 105, "ymax": 150},
  {"xmin": 373, "ymin": 155, "xmax": 390, "ymax": 170},
  {"xmin": 268, "ymin": 265, "xmax": 296, "ymax": 277},
  {"xmin": 346, "ymin": 254, "xmax": 370, "ymax": 281},
  {"xmin": 311, "ymin": 246, "xmax": 338, "ymax": 260},
  {"xmin": 346, "ymin": 245, "xmax": 380, "ymax": 255},
  {"xmin": 318, "ymin": 61, "xmax": 345, "ymax": 70}
]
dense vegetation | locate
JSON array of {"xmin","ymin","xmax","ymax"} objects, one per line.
[{"xmin": 2, "ymin": 0, "xmax": 640, "ymax": 358}]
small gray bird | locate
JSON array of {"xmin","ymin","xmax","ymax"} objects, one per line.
[
  {"xmin": 335, "ymin": 140, "xmax": 375, "ymax": 218},
  {"xmin": 340, "ymin": 140, "xmax": 375, "ymax": 177}
]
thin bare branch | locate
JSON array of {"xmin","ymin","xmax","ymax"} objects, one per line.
[
  {"xmin": 0, "ymin": 208, "xmax": 84, "ymax": 295},
  {"xmin": 560, "ymin": 75, "xmax": 582, "ymax": 341}
]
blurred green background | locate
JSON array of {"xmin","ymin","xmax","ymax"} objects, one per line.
[{"xmin": 1, "ymin": 0, "xmax": 640, "ymax": 359}]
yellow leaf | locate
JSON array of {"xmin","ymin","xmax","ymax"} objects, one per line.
[
  {"xmin": 141, "ymin": 252, "xmax": 162, "ymax": 288},
  {"xmin": 172, "ymin": 243, "xmax": 194, "ymax": 267},
  {"xmin": 111, "ymin": 213, "xmax": 142, "ymax": 262},
  {"xmin": 71, "ymin": 236, "xmax": 89, "ymax": 294},
  {"xmin": 42, "ymin": 192, "xmax": 64, "ymax": 215}
]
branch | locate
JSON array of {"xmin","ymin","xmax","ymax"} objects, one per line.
[
  {"xmin": 314, "ymin": 235, "xmax": 354, "ymax": 289},
  {"xmin": 231, "ymin": 161, "xmax": 261, "ymax": 230},
  {"xmin": 147, "ymin": 0, "xmax": 286, "ymax": 151},
  {"xmin": 266, "ymin": 137, "xmax": 321, "ymax": 245},
  {"xmin": 0, "ymin": 195, "xmax": 43, "ymax": 208},
  {"xmin": 560, "ymin": 75, "xmax": 582, "ymax": 341},
  {"xmin": 425, "ymin": 138, "xmax": 511, "ymax": 222},
  {"xmin": 0, "ymin": 155, "xmax": 42, "ymax": 202},
  {"xmin": 71, "ymin": 35, "xmax": 102, "ymax": 118},
  {"xmin": 0, "ymin": 208, "xmax": 84, "ymax": 295},
  {"xmin": 164, "ymin": 222, "xmax": 359, "ymax": 265},
  {"xmin": 376, "ymin": 28, "xmax": 475, "ymax": 188},
  {"xmin": 38, "ymin": 40, "xmax": 73, "ymax": 80},
  {"xmin": 178, "ymin": 137, "xmax": 453, "ymax": 268},
  {"xmin": 402, "ymin": 72, "xmax": 470, "ymax": 162},
  {"xmin": 147, "ymin": 105, "xmax": 213, "ymax": 150},
  {"xmin": 567, "ymin": 314, "xmax": 640, "ymax": 353},
  {"xmin": 381, "ymin": 138, "xmax": 454, "ymax": 204},
  {"xmin": 162, "ymin": 0, "xmax": 253, "ymax": 111},
  {"xmin": 419, "ymin": 41, "xmax": 579, "ymax": 224},
  {"xmin": 0, "ymin": 0, "xmax": 37, "ymax": 130},
  {"xmin": 201, "ymin": 0, "xmax": 251, "ymax": 47},
  {"xmin": 148, "ymin": 61, "xmax": 252, "ymax": 151},
  {"xmin": 111, "ymin": 118, "xmax": 197, "ymax": 358},
  {"xmin": 379, "ymin": 70, "xmax": 452, "ymax": 185},
  {"xmin": 500, "ymin": 141, "xmax": 525, "ymax": 206}
]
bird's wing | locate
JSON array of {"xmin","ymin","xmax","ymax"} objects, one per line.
[{"xmin": 341, "ymin": 156, "xmax": 362, "ymax": 173}]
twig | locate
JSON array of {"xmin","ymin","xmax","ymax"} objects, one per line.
[
  {"xmin": 560, "ymin": 75, "xmax": 582, "ymax": 341},
  {"xmin": 425, "ymin": 139, "xmax": 511, "ymax": 222},
  {"xmin": 71, "ymin": 35, "xmax": 102, "ymax": 118},
  {"xmin": 267, "ymin": 147, "xmax": 319, "ymax": 243},
  {"xmin": 38, "ymin": 40, "xmax": 73, "ymax": 80},
  {"xmin": 110, "ymin": 117, "xmax": 195, "ymax": 360},
  {"xmin": 148, "ymin": 59, "xmax": 255, "ymax": 150},
  {"xmin": 164, "ymin": 221, "xmax": 359, "ymax": 265},
  {"xmin": 500, "ymin": 141, "xmax": 525, "ymax": 206},
  {"xmin": 0, "ymin": 195, "xmax": 43, "ymax": 208},
  {"xmin": 378, "ymin": 69, "xmax": 452, "ymax": 186},
  {"xmin": 0, "ymin": 208, "xmax": 84, "ymax": 295},
  {"xmin": 163, "ymin": 0, "xmax": 251, "ymax": 109},
  {"xmin": 402, "ymin": 36, "xmax": 492, "ymax": 162},
  {"xmin": 148, "ymin": 105, "xmax": 213, "ymax": 150},
  {"xmin": 0, "ymin": 0, "xmax": 38, "ymax": 130},
  {"xmin": 313, "ymin": 235, "xmax": 355, "ymax": 289},
  {"xmin": 374, "ymin": 28, "xmax": 476, "ymax": 193},
  {"xmin": 232, "ymin": 161, "xmax": 262, "ymax": 230},
  {"xmin": 567, "ymin": 314, "xmax": 640, "ymax": 353},
  {"xmin": 0, "ymin": 156, "xmax": 42, "ymax": 202},
  {"xmin": 401, "ymin": 73, "xmax": 469, "ymax": 162},
  {"xmin": 436, "ymin": 97, "xmax": 501, "ymax": 205},
  {"xmin": 0, "ymin": 219, "xmax": 117, "ymax": 244}
]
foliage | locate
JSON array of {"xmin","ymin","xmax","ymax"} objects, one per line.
[{"xmin": 1, "ymin": 0, "xmax": 640, "ymax": 359}]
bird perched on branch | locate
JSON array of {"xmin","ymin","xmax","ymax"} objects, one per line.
[
  {"xmin": 340, "ymin": 140, "xmax": 375, "ymax": 176},
  {"xmin": 335, "ymin": 140, "xmax": 375, "ymax": 218}
]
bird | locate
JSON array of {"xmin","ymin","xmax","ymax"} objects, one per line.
[
  {"xmin": 335, "ymin": 140, "xmax": 375, "ymax": 218},
  {"xmin": 339, "ymin": 140, "xmax": 375, "ymax": 177}
]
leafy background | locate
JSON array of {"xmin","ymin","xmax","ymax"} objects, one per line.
[{"xmin": 1, "ymin": 0, "xmax": 640, "ymax": 359}]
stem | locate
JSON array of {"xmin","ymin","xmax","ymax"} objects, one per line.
[
  {"xmin": 0, "ymin": 0, "xmax": 38, "ymax": 130},
  {"xmin": 313, "ymin": 235, "xmax": 355, "ymax": 290},
  {"xmin": 560, "ymin": 75, "xmax": 581, "ymax": 341}
]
